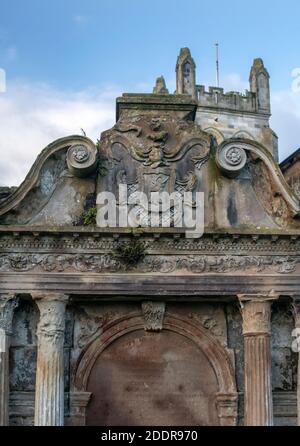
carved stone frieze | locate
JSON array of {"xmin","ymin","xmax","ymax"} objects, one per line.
[{"xmin": 0, "ymin": 252, "xmax": 299, "ymax": 275}]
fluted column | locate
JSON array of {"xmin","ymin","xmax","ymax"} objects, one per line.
[
  {"xmin": 33, "ymin": 293, "xmax": 68, "ymax": 426},
  {"xmin": 292, "ymin": 297, "xmax": 300, "ymax": 426},
  {"xmin": 239, "ymin": 295, "xmax": 277, "ymax": 426},
  {"xmin": 0, "ymin": 294, "xmax": 19, "ymax": 426}
]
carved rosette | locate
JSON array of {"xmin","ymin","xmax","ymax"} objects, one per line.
[
  {"xmin": 67, "ymin": 142, "xmax": 98, "ymax": 177},
  {"xmin": 216, "ymin": 142, "xmax": 247, "ymax": 178},
  {"xmin": 142, "ymin": 301, "xmax": 166, "ymax": 332}
]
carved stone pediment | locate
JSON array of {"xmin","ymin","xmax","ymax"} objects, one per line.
[{"xmin": 97, "ymin": 95, "xmax": 211, "ymax": 228}]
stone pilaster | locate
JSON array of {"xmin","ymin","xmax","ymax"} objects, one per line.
[
  {"xmin": 239, "ymin": 295, "xmax": 277, "ymax": 426},
  {"xmin": 33, "ymin": 293, "xmax": 68, "ymax": 426},
  {"xmin": 292, "ymin": 297, "xmax": 300, "ymax": 426},
  {"xmin": 0, "ymin": 294, "xmax": 19, "ymax": 426}
]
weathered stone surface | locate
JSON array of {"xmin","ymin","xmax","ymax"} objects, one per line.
[{"xmin": 1, "ymin": 48, "xmax": 300, "ymax": 427}]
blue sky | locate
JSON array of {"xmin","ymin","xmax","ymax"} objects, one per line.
[{"xmin": 1, "ymin": 0, "xmax": 300, "ymax": 185}]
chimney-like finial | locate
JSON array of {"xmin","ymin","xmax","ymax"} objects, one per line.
[
  {"xmin": 153, "ymin": 76, "xmax": 169, "ymax": 95},
  {"xmin": 249, "ymin": 58, "xmax": 270, "ymax": 114},
  {"xmin": 175, "ymin": 47, "xmax": 197, "ymax": 99}
]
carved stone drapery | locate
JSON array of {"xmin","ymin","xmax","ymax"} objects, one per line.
[
  {"xmin": 32, "ymin": 293, "xmax": 68, "ymax": 426},
  {"xmin": 0, "ymin": 294, "xmax": 19, "ymax": 426},
  {"xmin": 142, "ymin": 301, "xmax": 166, "ymax": 332},
  {"xmin": 292, "ymin": 296, "xmax": 300, "ymax": 426},
  {"xmin": 239, "ymin": 295, "xmax": 278, "ymax": 426}
]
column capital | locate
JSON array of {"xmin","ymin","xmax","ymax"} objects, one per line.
[
  {"xmin": 34, "ymin": 294, "xmax": 68, "ymax": 343},
  {"xmin": 31, "ymin": 292, "xmax": 69, "ymax": 303},
  {"xmin": 238, "ymin": 290, "xmax": 280, "ymax": 303},
  {"xmin": 238, "ymin": 294, "xmax": 278, "ymax": 336},
  {"xmin": 0, "ymin": 294, "xmax": 19, "ymax": 335}
]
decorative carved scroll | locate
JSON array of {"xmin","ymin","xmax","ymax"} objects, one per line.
[{"xmin": 67, "ymin": 142, "xmax": 98, "ymax": 177}]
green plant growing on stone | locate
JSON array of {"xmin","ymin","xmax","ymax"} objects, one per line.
[
  {"xmin": 112, "ymin": 240, "xmax": 146, "ymax": 266},
  {"xmin": 82, "ymin": 206, "xmax": 97, "ymax": 226}
]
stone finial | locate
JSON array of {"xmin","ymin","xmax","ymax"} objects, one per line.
[
  {"xmin": 249, "ymin": 58, "xmax": 270, "ymax": 114},
  {"xmin": 153, "ymin": 76, "xmax": 169, "ymax": 95},
  {"xmin": 176, "ymin": 47, "xmax": 197, "ymax": 99},
  {"xmin": 176, "ymin": 47, "xmax": 196, "ymax": 67}
]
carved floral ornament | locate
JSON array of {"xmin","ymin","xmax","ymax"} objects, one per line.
[{"xmin": 216, "ymin": 143, "xmax": 247, "ymax": 178}]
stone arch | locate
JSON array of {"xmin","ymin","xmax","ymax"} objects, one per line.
[
  {"xmin": 73, "ymin": 313, "xmax": 238, "ymax": 425},
  {"xmin": 203, "ymin": 127, "xmax": 225, "ymax": 145},
  {"xmin": 233, "ymin": 130, "xmax": 255, "ymax": 140}
]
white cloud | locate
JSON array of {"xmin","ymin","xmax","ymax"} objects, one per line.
[
  {"xmin": 221, "ymin": 73, "xmax": 248, "ymax": 93},
  {"xmin": 0, "ymin": 81, "xmax": 119, "ymax": 186},
  {"xmin": 0, "ymin": 75, "xmax": 299, "ymax": 188},
  {"xmin": 271, "ymin": 90, "xmax": 300, "ymax": 161}
]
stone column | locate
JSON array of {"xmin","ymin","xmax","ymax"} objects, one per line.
[
  {"xmin": 292, "ymin": 297, "xmax": 300, "ymax": 426},
  {"xmin": 239, "ymin": 295, "xmax": 277, "ymax": 426},
  {"xmin": 0, "ymin": 294, "xmax": 19, "ymax": 426},
  {"xmin": 33, "ymin": 293, "xmax": 68, "ymax": 426}
]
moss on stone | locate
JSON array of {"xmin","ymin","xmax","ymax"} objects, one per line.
[{"xmin": 112, "ymin": 240, "xmax": 146, "ymax": 266}]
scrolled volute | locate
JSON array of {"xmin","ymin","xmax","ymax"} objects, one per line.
[
  {"xmin": 67, "ymin": 140, "xmax": 98, "ymax": 177},
  {"xmin": 216, "ymin": 142, "xmax": 247, "ymax": 178}
]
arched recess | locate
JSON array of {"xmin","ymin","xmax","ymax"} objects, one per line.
[{"xmin": 73, "ymin": 313, "xmax": 238, "ymax": 426}]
